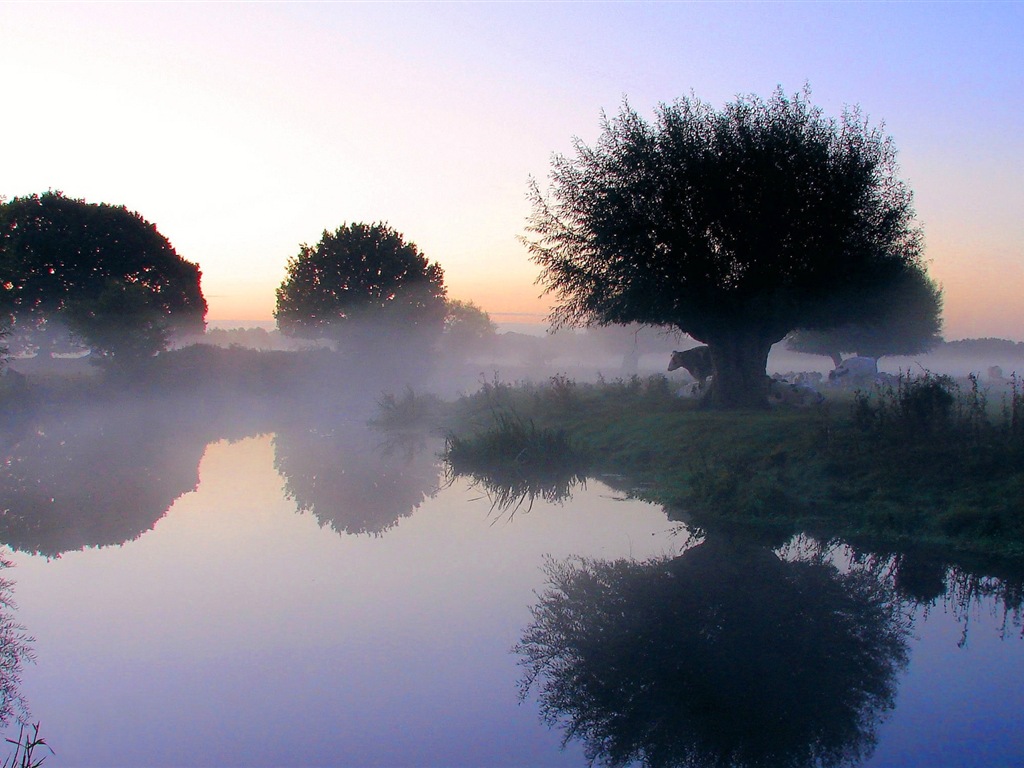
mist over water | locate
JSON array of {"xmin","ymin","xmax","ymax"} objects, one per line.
[{"xmin": 0, "ymin": 324, "xmax": 1022, "ymax": 766}]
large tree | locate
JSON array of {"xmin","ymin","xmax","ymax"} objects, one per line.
[
  {"xmin": 525, "ymin": 87, "xmax": 928, "ymax": 407},
  {"xmin": 786, "ymin": 268, "xmax": 943, "ymax": 366},
  {"xmin": 275, "ymin": 222, "xmax": 447, "ymax": 353},
  {"xmin": 0, "ymin": 192, "xmax": 206, "ymax": 359}
]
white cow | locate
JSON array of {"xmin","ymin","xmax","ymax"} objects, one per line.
[
  {"xmin": 769, "ymin": 379, "xmax": 825, "ymax": 407},
  {"xmin": 828, "ymin": 356, "xmax": 878, "ymax": 387},
  {"xmin": 874, "ymin": 371, "xmax": 899, "ymax": 388}
]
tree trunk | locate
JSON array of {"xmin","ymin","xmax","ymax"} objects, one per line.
[{"xmin": 705, "ymin": 332, "xmax": 774, "ymax": 409}]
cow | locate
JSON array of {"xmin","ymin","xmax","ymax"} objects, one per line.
[
  {"xmin": 769, "ymin": 378, "xmax": 825, "ymax": 408},
  {"xmin": 793, "ymin": 371, "xmax": 824, "ymax": 386},
  {"xmin": 828, "ymin": 356, "xmax": 878, "ymax": 387},
  {"xmin": 668, "ymin": 346, "xmax": 713, "ymax": 390},
  {"xmin": 874, "ymin": 371, "xmax": 899, "ymax": 388}
]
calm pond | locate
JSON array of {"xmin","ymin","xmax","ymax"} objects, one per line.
[{"xmin": 0, "ymin": 403, "xmax": 1021, "ymax": 767}]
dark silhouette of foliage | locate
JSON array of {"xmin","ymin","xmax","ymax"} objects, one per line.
[
  {"xmin": 940, "ymin": 337, "xmax": 1024, "ymax": 358},
  {"xmin": 516, "ymin": 539, "xmax": 911, "ymax": 768},
  {"xmin": 786, "ymin": 269, "xmax": 943, "ymax": 365},
  {"xmin": 0, "ymin": 558, "xmax": 34, "ymax": 732},
  {"xmin": 274, "ymin": 222, "xmax": 447, "ymax": 355},
  {"xmin": 62, "ymin": 279, "xmax": 173, "ymax": 369},
  {"xmin": 525, "ymin": 87, "xmax": 927, "ymax": 408},
  {"xmin": 0, "ymin": 192, "xmax": 206, "ymax": 361}
]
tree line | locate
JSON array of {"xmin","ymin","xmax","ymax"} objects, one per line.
[
  {"xmin": 0, "ymin": 194, "xmax": 494, "ymax": 371},
  {"xmin": 2, "ymin": 86, "xmax": 943, "ymax": 406}
]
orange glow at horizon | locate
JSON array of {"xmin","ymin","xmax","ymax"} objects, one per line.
[
  {"xmin": 205, "ymin": 262, "xmax": 1022, "ymax": 341},
  {"xmin": 202, "ymin": 277, "xmax": 554, "ymax": 328},
  {"xmin": 12, "ymin": 5, "xmax": 1009, "ymax": 343}
]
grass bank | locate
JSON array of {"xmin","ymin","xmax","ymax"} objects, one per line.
[{"xmin": 435, "ymin": 373, "xmax": 1024, "ymax": 561}]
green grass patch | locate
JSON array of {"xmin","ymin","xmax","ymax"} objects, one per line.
[{"xmin": 440, "ymin": 374, "xmax": 1024, "ymax": 561}]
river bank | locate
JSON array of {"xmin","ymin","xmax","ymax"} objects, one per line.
[{"xmin": 434, "ymin": 373, "xmax": 1024, "ymax": 563}]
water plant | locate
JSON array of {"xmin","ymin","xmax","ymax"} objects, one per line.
[
  {"xmin": 444, "ymin": 409, "xmax": 590, "ymax": 516},
  {"xmin": 1, "ymin": 723, "xmax": 51, "ymax": 768}
]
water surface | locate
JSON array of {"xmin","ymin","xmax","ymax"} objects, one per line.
[{"xmin": 1, "ymin": 429, "xmax": 1021, "ymax": 767}]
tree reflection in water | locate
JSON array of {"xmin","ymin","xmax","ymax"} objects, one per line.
[
  {"xmin": 0, "ymin": 405, "xmax": 211, "ymax": 556},
  {"xmin": 445, "ymin": 461, "xmax": 588, "ymax": 519},
  {"xmin": 516, "ymin": 537, "xmax": 912, "ymax": 768},
  {"xmin": 273, "ymin": 421, "xmax": 443, "ymax": 536},
  {"xmin": 845, "ymin": 544, "xmax": 1024, "ymax": 646}
]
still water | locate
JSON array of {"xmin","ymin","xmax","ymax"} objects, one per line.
[{"xmin": 1, "ymin": 421, "xmax": 1022, "ymax": 766}]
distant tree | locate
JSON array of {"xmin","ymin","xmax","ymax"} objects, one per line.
[
  {"xmin": 440, "ymin": 299, "xmax": 497, "ymax": 359},
  {"xmin": 786, "ymin": 269, "xmax": 944, "ymax": 366},
  {"xmin": 942, "ymin": 338, "xmax": 1024, "ymax": 357},
  {"xmin": 525, "ymin": 87, "xmax": 928, "ymax": 407},
  {"xmin": 0, "ymin": 192, "xmax": 206, "ymax": 359},
  {"xmin": 275, "ymin": 222, "xmax": 447, "ymax": 355},
  {"xmin": 581, "ymin": 323, "xmax": 677, "ymax": 375}
]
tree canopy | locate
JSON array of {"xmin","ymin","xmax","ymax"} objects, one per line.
[
  {"xmin": 275, "ymin": 222, "xmax": 447, "ymax": 351},
  {"xmin": 525, "ymin": 87, "xmax": 930, "ymax": 407},
  {"xmin": 786, "ymin": 268, "xmax": 943, "ymax": 365},
  {"xmin": 0, "ymin": 191, "xmax": 207, "ymax": 360}
]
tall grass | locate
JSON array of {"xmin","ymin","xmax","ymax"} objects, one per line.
[
  {"xmin": 450, "ymin": 372, "xmax": 685, "ymax": 433},
  {"xmin": 847, "ymin": 371, "xmax": 1024, "ymax": 457},
  {"xmin": 373, "ymin": 386, "xmax": 447, "ymax": 430},
  {"xmin": 827, "ymin": 371, "xmax": 1024, "ymax": 551},
  {"xmin": 444, "ymin": 409, "xmax": 590, "ymax": 516},
  {"xmin": 1, "ymin": 723, "xmax": 51, "ymax": 768}
]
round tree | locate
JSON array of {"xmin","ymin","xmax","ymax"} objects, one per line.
[
  {"xmin": 0, "ymin": 191, "xmax": 207, "ymax": 359},
  {"xmin": 525, "ymin": 87, "xmax": 929, "ymax": 408},
  {"xmin": 274, "ymin": 222, "xmax": 447, "ymax": 353},
  {"xmin": 786, "ymin": 268, "xmax": 944, "ymax": 366}
]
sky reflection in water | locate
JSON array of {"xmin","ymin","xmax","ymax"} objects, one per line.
[{"xmin": 1, "ymin": 434, "xmax": 1021, "ymax": 767}]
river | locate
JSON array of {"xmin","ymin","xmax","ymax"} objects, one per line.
[{"xmin": 0, "ymin": 419, "xmax": 1021, "ymax": 766}]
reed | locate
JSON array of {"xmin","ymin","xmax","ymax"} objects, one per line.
[{"xmin": 1, "ymin": 723, "xmax": 51, "ymax": 768}]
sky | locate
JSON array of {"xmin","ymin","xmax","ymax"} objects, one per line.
[{"xmin": 1, "ymin": 1, "xmax": 1021, "ymax": 340}]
